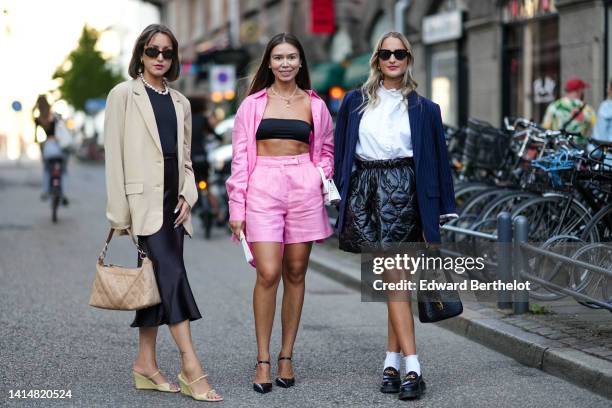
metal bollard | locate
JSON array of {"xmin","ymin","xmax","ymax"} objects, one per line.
[
  {"xmin": 497, "ymin": 212, "xmax": 513, "ymax": 309},
  {"xmin": 513, "ymin": 216, "xmax": 530, "ymax": 314}
]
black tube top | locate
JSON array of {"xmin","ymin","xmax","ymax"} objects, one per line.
[{"xmin": 256, "ymin": 118, "xmax": 311, "ymax": 144}]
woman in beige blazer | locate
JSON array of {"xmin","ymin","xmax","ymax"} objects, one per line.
[{"xmin": 104, "ymin": 24, "xmax": 222, "ymax": 402}]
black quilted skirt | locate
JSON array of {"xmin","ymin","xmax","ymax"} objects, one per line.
[{"xmin": 338, "ymin": 157, "xmax": 423, "ymax": 253}]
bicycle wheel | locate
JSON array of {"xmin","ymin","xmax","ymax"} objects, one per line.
[
  {"xmin": 511, "ymin": 194, "xmax": 592, "ymax": 242},
  {"xmin": 454, "ymin": 182, "xmax": 490, "ymax": 211},
  {"xmin": 568, "ymin": 243, "xmax": 612, "ymax": 309},
  {"xmin": 526, "ymin": 235, "xmax": 584, "ymax": 301},
  {"xmin": 51, "ymin": 194, "xmax": 60, "ymax": 223},
  {"xmin": 477, "ymin": 190, "xmax": 538, "ymax": 223},
  {"xmin": 463, "ymin": 218, "xmax": 498, "ymax": 282},
  {"xmin": 459, "ymin": 188, "xmax": 510, "ymax": 218},
  {"xmin": 580, "ymin": 203, "xmax": 612, "ymax": 243}
]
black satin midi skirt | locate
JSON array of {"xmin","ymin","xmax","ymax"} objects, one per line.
[
  {"xmin": 339, "ymin": 157, "xmax": 423, "ymax": 253},
  {"xmin": 131, "ymin": 156, "xmax": 202, "ymax": 327}
]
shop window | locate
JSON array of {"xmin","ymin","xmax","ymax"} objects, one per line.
[
  {"xmin": 503, "ymin": 2, "xmax": 559, "ymax": 122},
  {"xmin": 429, "ymin": 46, "xmax": 458, "ymax": 126}
]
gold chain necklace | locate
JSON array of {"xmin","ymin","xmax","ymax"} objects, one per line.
[{"xmin": 270, "ymin": 85, "xmax": 298, "ymax": 107}]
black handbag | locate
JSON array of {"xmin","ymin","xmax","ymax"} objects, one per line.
[{"xmin": 417, "ymin": 266, "xmax": 463, "ymax": 323}]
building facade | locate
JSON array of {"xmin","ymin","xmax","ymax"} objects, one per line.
[{"xmin": 153, "ymin": 0, "xmax": 610, "ymax": 127}]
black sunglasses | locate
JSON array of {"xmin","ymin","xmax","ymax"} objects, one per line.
[
  {"xmin": 377, "ymin": 49, "xmax": 409, "ymax": 61},
  {"xmin": 144, "ymin": 47, "xmax": 174, "ymax": 60}
]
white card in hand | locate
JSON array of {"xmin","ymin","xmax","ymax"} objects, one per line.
[{"xmin": 239, "ymin": 231, "xmax": 254, "ymax": 264}]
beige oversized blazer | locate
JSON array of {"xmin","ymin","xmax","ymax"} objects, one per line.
[{"xmin": 103, "ymin": 79, "xmax": 198, "ymax": 237}]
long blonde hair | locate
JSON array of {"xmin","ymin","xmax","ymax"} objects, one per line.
[{"xmin": 359, "ymin": 31, "xmax": 418, "ymax": 113}]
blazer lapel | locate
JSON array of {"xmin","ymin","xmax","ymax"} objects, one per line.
[
  {"xmin": 132, "ymin": 79, "xmax": 163, "ymax": 154},
  {"xmin": 170, "ymin": 89, "xmax": 184, "ymax": 164}
]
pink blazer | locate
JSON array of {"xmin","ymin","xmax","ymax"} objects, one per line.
[{"xmin": 226, "ymin": 88, "xmax": 335, "ymax": 223}]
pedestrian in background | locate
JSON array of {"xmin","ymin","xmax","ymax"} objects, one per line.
[
  {"xmin": 189, "ymin": 96, "xmax": 223, "ymax": 220},
  {"xmin": 189, "ymin": 95, "xmax": 222, "ymax": 183},
  {"xmin": 226, "ymin": 32, "xmax": 334, "ymax": 394},
  {"xmin": 33, "ymin": 95, "xmax": 69, "ymax": 204},
  {"xmin": 333, "ymin": 31, "xmax": 457, "ymax": 400},
  {"xmin": 542, "ymin": 76, "xmax": 597, "ymax": 145},
  {"xmin": 593, "ymin": 79, "xmax": 612, "ymax": 142},
  {"xmin": 104, "ymin": 23, "xmax": 222, "ymax": 402}
]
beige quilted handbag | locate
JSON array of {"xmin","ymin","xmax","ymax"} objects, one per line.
[{"xmin": 89, "ymin": 229, "xmax": 161, "ymax": 311}]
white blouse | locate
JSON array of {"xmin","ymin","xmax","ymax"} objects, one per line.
[{"xmin": 356, "ymin": 85, "xmax": 413, "ymax": 160}]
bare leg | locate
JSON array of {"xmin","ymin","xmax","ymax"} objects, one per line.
[
  {"xmin": 385, "ymin": 268, "xmax": 416, "ymax": 357},
  {"xmin": 387, "ymin": 299, "xmax": 417, "ymax": 356},
  {"xmin": 278, "ymin": 242, "xmax": 312, "ymax": 379},
  {"xmin": 133, "ymin": 326, "xmax": 179, "ymax": 391},
  {"xmin": 387, "ymin": 314, "xmax": 401, "ymax": 354},
  {"xmin": 169, "ymin": 319, "xmax": 221, "ymax": 399},
  {"xmin": 252, "ymin": 242, "xmax": 283, "ymax": 384}
]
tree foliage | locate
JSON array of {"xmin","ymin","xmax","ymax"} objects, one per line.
[{"xmin": 53, "ymin": 25, "xmax": 122, "ymax": 111}]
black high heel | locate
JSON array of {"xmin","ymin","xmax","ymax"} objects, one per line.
[
  {"xmin": 275, "ymin": 356, "xmax": 295, "ymax": 388},
  {"xmin": 253, "ymin": 361, "xmax": 272, "ymax": 394}
]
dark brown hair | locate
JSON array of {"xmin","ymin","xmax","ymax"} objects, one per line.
[
  {"xmin": 248, "ymin": 33, "xmax": 311, "ymax": 95},
  {"xmin": 34, "ymin": 94, "xmax": 51, "ymax": 125},
  {"xmin": 128, "ymin": 24, "xmax": 180, "ymax": 81}
]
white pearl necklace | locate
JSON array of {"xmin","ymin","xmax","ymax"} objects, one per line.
[{"xmin": 140, "ymin": 73, "xmax": 169, "ymax": 95}]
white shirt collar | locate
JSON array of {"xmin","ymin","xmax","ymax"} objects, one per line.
[{"xmin": 378, "ymin": 81, "xmax": 403, "ymax": 99}]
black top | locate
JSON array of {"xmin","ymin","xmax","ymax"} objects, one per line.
[
  {"xmin": 256, "ymin": 118, "xmax": 311, "ymax": 144},
  {"xmin": 145, "ymin": 87, "xmax": 177, "ymax": 157}
]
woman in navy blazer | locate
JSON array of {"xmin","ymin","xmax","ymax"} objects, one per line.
[{"xmin": 333, "ymin": 32, "xmax": 457, "ymax": 400}]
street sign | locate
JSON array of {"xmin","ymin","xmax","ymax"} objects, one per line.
[
  {"xmin": 85, "ymin": 98, "xmax": 106, "ymax": 114},
  {"xmin": 210, "ymin": 65, "xmax": 236, "ymax": 93},
  {"xmin": 423, "ymin": 11, "xmax": 463, "ymax": 45}
]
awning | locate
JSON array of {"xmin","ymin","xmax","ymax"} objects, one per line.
[
  {"xmin": 342, "ymin": 53, "xmax": 372, "ymax": 90},
  {"xmin": 310, "ymin": 62, "xmax": 345, "ymax": 93}
]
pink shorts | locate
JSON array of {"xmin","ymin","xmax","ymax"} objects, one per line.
[{"xmin": 246, "ymin": 153, "xmax": 333, "ymax": 244}]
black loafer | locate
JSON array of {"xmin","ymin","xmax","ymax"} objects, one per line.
[
  {"xmin": 253, "ymin": 361, "xmax": 272, "ymax": 394},
  {"xmin": 398, "ymin": 371, "xmax": 426, "ymax": 400},
  {"xmin": 380, "ymin": 367, "xmax": 401, "ymax": 393},
  {"xmin": 275, "ymin": 356, "xmax": 295, "ymax": 388}
]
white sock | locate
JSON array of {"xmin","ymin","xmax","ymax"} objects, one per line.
[
  {"xmin": 383, "ymin": 351, "xmax": 401, "ymax": 371},
  {"xmin": 404, "ymin": 354, "xmax": 421, "ymax": 376}
]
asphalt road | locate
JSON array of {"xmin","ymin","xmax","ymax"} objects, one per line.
[{"xmin": 0, "ymin": 159, "xmax": 610, "ymax": 407}]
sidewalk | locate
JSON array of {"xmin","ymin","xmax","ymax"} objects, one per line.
[{"xmin": 309, "ymin": 237, "xmax": 612, "ymax": 399}]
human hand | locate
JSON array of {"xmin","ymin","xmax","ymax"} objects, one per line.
[
  {"xmin": 229, "ymin": 220, "xmax": 245, "ymax": 238},
  {"xmin": 174, "ymin": 196, "xmax": 191, "ymax": 227}
]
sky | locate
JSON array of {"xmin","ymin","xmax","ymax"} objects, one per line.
[{"xmin": 0, "ymin": 0, "xmax": 159, "ymax": 159}]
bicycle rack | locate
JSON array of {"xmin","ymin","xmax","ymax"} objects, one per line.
[
  {"xmin": 515, "ymin": 217, "xmax": 612, "ymax": 312},
  {"xmin": 441, "ymin": 213, "xmax": 612, "ymax": 313}
]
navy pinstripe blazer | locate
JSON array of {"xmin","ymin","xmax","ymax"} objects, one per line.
[{"xmin": 333, "ymin": 89, "xmax": 456, "ymax": 243}]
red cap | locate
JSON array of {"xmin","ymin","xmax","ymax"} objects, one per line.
[{"xmin": 565, "ymin": 76, "xmax": 590, "ymax": 92}]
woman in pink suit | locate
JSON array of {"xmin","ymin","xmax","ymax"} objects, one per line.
[{"xmin": 226, "ymin": 33, "xmax": 334, "ymax": 394}]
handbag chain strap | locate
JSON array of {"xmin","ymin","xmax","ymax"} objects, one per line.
[{"xmin": 98, "ymin": 228, "xmax": 147, "ymax": 262}]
